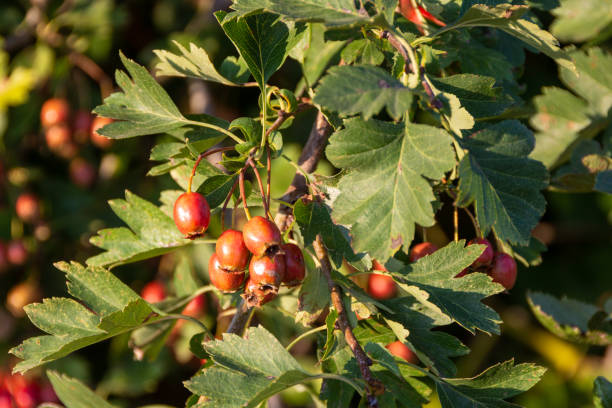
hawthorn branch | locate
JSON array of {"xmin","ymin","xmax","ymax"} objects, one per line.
[{"xmin": 313, "ymin": 235, "xmax": 384, "ymax": 406}]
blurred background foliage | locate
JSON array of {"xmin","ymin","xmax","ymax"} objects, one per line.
[{"xmin": 0, "ymin": 0, "xmax": 610, "ymax": 407}]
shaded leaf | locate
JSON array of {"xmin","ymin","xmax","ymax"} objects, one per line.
[
  {"xmin": 295, "ymin": 265, "xmax": 330, "ymax": 326},
  {"xmin": 457, "ymin": 120, "xmax": 548, "ymax": 245},
  {"xmin": 551, "ymin": 0, "xmax": 612, "ymax": 43},
  {"xmin": 594, "ymin": 376, "xmax": 612, "ymax": 408},
  {"xmin": 47, "ymin": 371, "xmax": 116, "ymax": 408},
  {"xmin": 314, "ymin": 65, "xmax": 412, "ymax": 120}
]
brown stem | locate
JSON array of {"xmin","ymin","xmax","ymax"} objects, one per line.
[
  {"xmin": 266, "ymin": 144, "xmax": 272, "ymax": 211},
  {"xmin": 313, "ymin": 235, "xmax": 383, "ymax": 406},
  {"xmin": 274, "ymin": 111, "xmax": 333, "ymax": 232},
  {"xmin": 68, "ymin": 52, "xmax": 114, "ymax": 98},
  {"xmin": 247, "ymin": 158, "xmax": 270, "ymax": 218},
  {"xmin": 227, "ymin": 301, "xmax": 255, "ymax": 335},
  {"xmin": 187, "ymin": 146, "xmax": 234, "ymax": 193}
]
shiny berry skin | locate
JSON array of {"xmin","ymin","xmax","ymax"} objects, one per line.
[
  {"xmin": 281, "ymin": 243, "xmax": 305, "ymax": 286},
  {"xmin": 249, "ymin": 253, "xmax": 285, "ymax": 289},
  {"xmin": 40, "ymin": 98, "xmax": 70, "ymax": 128},
  {"xmin": 468, "ymin": 238, "xmax": 494, "ymax": 267},
  {"xmin": 140, "ymin": 281, "xmax": 166, "ymax": 303},
  {"xmin": 45, "ymin": 123, "xmax": 72, "ymax": 151},
  {"xmin": 386, "ymin": 341, "xmax": 416, "ymax": 363},
  {"xmin": 409, "ymin": 242, "xmax": 438, "ymax": 262},
  {"xmin": 489, "ymin": 253, "xmax": 517, "ymax": 290},
  {"xmin": 90, "ymin": 116, "xmax": 114, "ymax": 149},
  {"xmin": 173, "ymin": 192, "xmax": 210, "ymax": 238},
  {"xmin": 69, "ymin": 157, "xmax": 96, "ymax": 188},
  {"xmin": 368, "ymin": 273, "xmax": 397, "ymax": 300},
  {"xmin": 16, "ymin": 193, "xmax": 40, "ymax": 223},
  {"xmin": 243, "ymin": 278, "xmax": 277, "ymax": 307},
  {"xmin": 215, "ymin": 229, "xmax": 249, "ymax": 271},
  {"xmin": 7, "ymin": 240, "xmax": 27, "ymax": 265},
  {"xmin": 242, "ymin": 216, "xmax": 281, "ymax": 257},
  {"xmin": 208, "ymin": 253, "xmax": 246, "ymax": 292}
]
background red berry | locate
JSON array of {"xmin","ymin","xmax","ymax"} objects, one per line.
[
  {"xmin": 140, "ymin": 281, "xmax": 166, "ymax": 303},
  {"xmin": 367, "ymin": 273, "xmax": 397, "ymax": 300},
  {"xmin": 40, "ymin": 98, "xmax": 70, "ymax": 128},
  {"xmin": 409, "ymin": 242, "xmax": 439, "ymax": 262},
  {"xmin": 90, "ymin": 116, "xmax": 114, "ymax": 149}
]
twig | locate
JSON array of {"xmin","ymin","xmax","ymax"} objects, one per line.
[
  {"xmin": 247, "ymin": 157, "xmax": 270, "ymax": 218},
  {"xmin": 274, "ymin": 111, "xmax": 333, "ymax": 232},
  {"xmin": 68, "ymin": 52, "xmax": 114, "ymax": 98},
  {"xmin": 187, "ymin": 146, "xmax": 235, "ymax": 193},
  {"xmin": 313, "ymin": 235, "xmax": 383, "ymax": 406},
  {"xmin": 266, "ymin": 144, "xmax": 272, "ymax": 211},
  {"xmin": 239, "ymin": 167, "xmax": 251, "ymax": 220},
  {"xmin": 226, "ymin": 299, "xmax": 254, "ymax": 335}
]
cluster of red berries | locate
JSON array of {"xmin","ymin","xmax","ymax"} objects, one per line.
[
  {"xmin": 40, "ymin": 98, "xmax": 115, "ymax": 188},
  {"xmin": 172, "ymin": 191, "xmax": 305, "ymax": 307},
  {"xmin": 0, "ymin": 371, "xmax": 58, "ymax": 408},
  {"xmin": 367, "ymin": 239, "xmax": 518, "ymax": 301}
]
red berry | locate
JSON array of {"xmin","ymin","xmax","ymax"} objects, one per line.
[
  {"xmin": 249, "ymin": 253, "xmax": 285, "ymax": 290},
  {"xmin": 45, "ymin": 123, "xmax": 72, "ymax": 152},
  {"xmin": 372, "ymin": 259, "xmax": 387, "ymax": 272},
  {"xmin": 368, "ymin": 273, "xmax": 397, "ymax": 300},
  {"xmin": 468, "ymin": 238, "xmax": 494, "ymax": 267},
  {"xmin": 69, "ymin": 158, "xmax": 96, "ymax": 188},
  {"xmin": 454, "ymin": 268, "xmax": 469, "ymax": 278},
  {"xmin": 38, "ymin": 383, "xmax": 59, "ymax": 403},
  {"xmin": 72, "ymin": 110, "xmax": 92, "ymax": 144},
  {"xmin": 215, "ymin": 229, "xmax": 249, "ymax": 271},
  {"xmin": 386, "ymin": 341, "xmax": 416, "ymax": 363},
  {"xmin": 0, "ymin": 388, "xmax": 11, "ymax": 408},
  {"xmin": 16, "ymin": 193, "xmax": 40, "ymax": 223},
  {"xmin": 90, "ymin": 116, "xmax": 114, "ymax": 149},
  {"xmin": 281, "ymin": 243, "xmax": 305, "ymax": 286},
  {"xmin": 183, "ymin": 294, "xmax": 206, "ymax": 317},
  {"xmin": 242, "ymin": 216, "xmax": 281, "ymax": 257},
  {"xmin": 7, "ymin": 240, "xmax": 27, "ymax": 266},
  {"xmin": 409, "ymin": 242, "xmax": 438, "ymax": 262},
  {"xmin": 208, "ymin": 253, "xmax": 246, "ymax": 292},
  {"xmin": 0, "ymin": 242, "xmax": 9, "ymax": 273},
  {"xmin": 140, "ymin": 281, "xmax": 166, "ymax": 303},
  {"xmin": 242, "ymin": 278, "xmax": 277, "ymax": 307},
  {"xmin": 6, "ymin": 281, "xmax": 40, "ymax": 317},
  {"xmin": 489, "ymin": 253, "xmax": 517, "ymax": 290},
  {"xmin": 12, "ymin": 382, "xmax": 39, "ymax": 408},
  {"xmin": 173, "ymin": 192, "xmax": 210, "ymax": 238},
  {"xmin": 40, "ymin": 98, "xmax": 70, "ymax": 128}
]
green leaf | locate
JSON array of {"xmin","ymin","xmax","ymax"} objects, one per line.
[
  {"xmin": 551, "ymin": 0, "xmax": 612, "ymax": 43},
  {"xmin": 393, "ymin": 241, "xmax": 504, "ymax": 335},
  {"xmin": 457, "ymin": 120, "xmax": 548, "ymax": 245},
  {"xmin": 437, "ymin": 360, "xmax": 546, "ymax": 407},
  {"xmin": 431, "ymin": 74, "xmax": 514, "ymax": 119},
  {"xmin": 293, "ymin": 199, "xmax": 357, "ymax": 267},
  {"xmin": 296, "ymin": 23, "xmax": 345, "ymax": 89},
  {"xmin": 295, "ymin": 265, "xmax": 330, "ymax": 325},
  {"xmin": 326, "ymin": 118, "xmax": 455, "ymax": 261},
  {"xmin": 93, "ymin": 53, "xmax": 195, "ymax": 139},
  {"xmin": 87, "ymin": 191, "xmax": 190, "ymax": 268},
  {"xmin": 154, "ymin": 41, "xmax": 245, "ymax": 86},
  {"xmin": 435, "ymin": 4, "xmax": 574, "ymax": 72},
  {"xmin": 380, "ymin": 298, "xmax": 468, "ymax": 377},
  {"xmin": 185, "ymin": 326, "xmax": 352, "ymax": 407},
  {"xmin": 47, "ymin": 371, "xmax": 116, "ymax": 408},
  {"xmin": 10, "ymin": 262, "xmax": 154, "ymax": 373},
  {"xmin": 594, "ymin": 377, "xmax": 612, "ymax": 408},
  {"xmin": 552, "ymin": 140, "xmax": 612, "ymax": 193},
  {"xmin": 529, "ymin": 87, "xmax": 591, "ymax": 169},
  {"xmin": 229, "ymin": 0, "xmax": 369, "ymax": 28},
  {"xmin": 216, "ymin": 11, "xmax": 300, "ymax": 88},
  {"xmin": 527, "ymin": 292, "xmax": 612, "ymax": 346},
  {"xmin": 559, "ymin": 48, "xmax": 612, "ymax": 117},
  {"xmin": 314, "ymin": 65, "xmax": 413, "ymax": 120},
  {"xmin": 510, "ymin": 236, "xmax": 546, "ymax": 267}
]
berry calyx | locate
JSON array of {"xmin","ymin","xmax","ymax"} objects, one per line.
[
  {"xmin": 468, "ymin": 238, "xmax": 494, "ymax": 268},
  {"xmin": 280, "ymin": 243, "xmax": 305, "ymax": 286},
  {"xmin": 140, "ymin": 281, "xmax": 166, "ymax": 303},
  {"xmin": 208, "ymin": 253, "xmax": 246, "ymax": 292},
  {"xmin": 409, "ymin": 242, "xmax": 438, "ymax": 262},
  {"xmin": 248, "ymin": 253, "xmax": 285, "ymax": 290},
  {"xmin": 173, "ymin": 192, "xmax": 210, "ymax": 238},
  {"xmin": 90, "ymin": 116, "xmax": 114, "ymax": 149},
  {"xmin": 243, "ymin": 278, "xmax": 277, "ymax": 307},
  {"xmin": 368, "ymin": 273, "xmax": 397, "ymax": 300},
  {"xmin": 16, "ymin": 193, "xmax": 41, "ymax": 223},
  {"xmin": 40, "ymin": 98, "xmax": 70, "ymax": 128},
  {"xmin": 215, "ymin": 229, "xmax": 249, "ymax": 271},
  {"xmin": 489, "ymin": 253, "xmax": 517, "ymax": 290},
  {"xmin": 386, "ymin": 340, "xmax": 416, "ymax": 363},
  {"xmin": 242, "ymin": 216, "xmax": 281, "ymax": 257}
]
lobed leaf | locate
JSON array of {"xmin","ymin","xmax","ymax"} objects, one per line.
[{"xmin": 326, "ymin": 118, "xmax": 455, "ymax": 261}]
